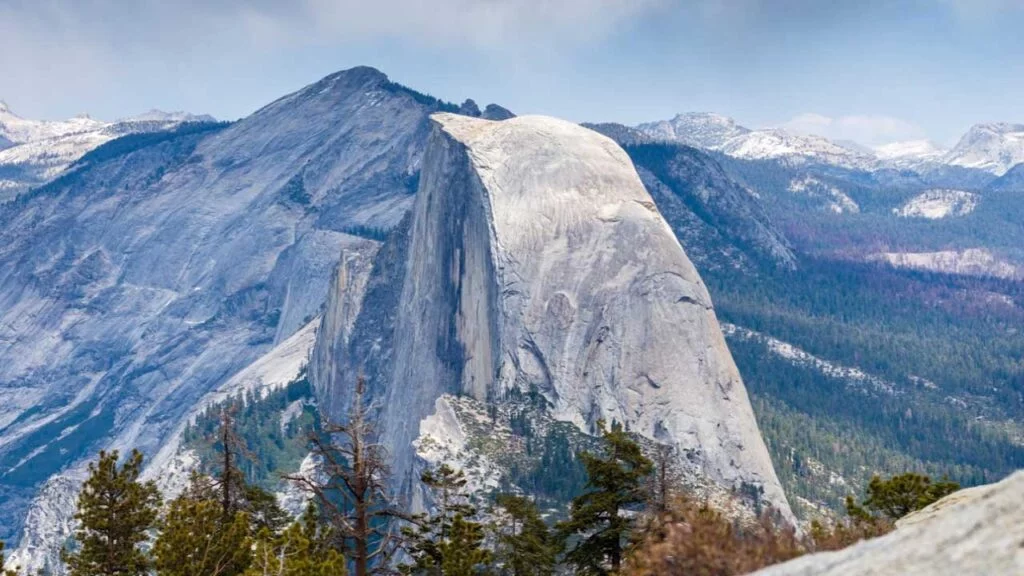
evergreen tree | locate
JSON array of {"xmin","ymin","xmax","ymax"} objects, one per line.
[
  {"xmin": 152, "ymin": 494, "xmax": 251, "ymax": 576},
  {"xmin": 193, "ymin": 406, "xmax": 290, "ymax": 534},
  {"xmin": 438, "ymin": 516, "xmax": 490, "ymax": 576},
  {"xmin": 558, "ymin": 421, "xmax": 653, "ymax": 575},
  {"xmin": 846, "ymin": 473, "xmax": 959, "ymax": 522},
  {"xmin": 244, "ymin": 522, "xmax": 346, "ymax": 576},
  {"xmin": 63, "ymin": 450, "xmax": 162, "ymax": 576},
  {"xmin": 647, "ymin": 444, "xmax": 675, "ymax": 514},
  {"xmin": 493, "ymin": 495, "xmax": 559, "ymax": 576},
  {"xmin": 400, "ymin": 464, "xmax": 492, "ymax": 575}
]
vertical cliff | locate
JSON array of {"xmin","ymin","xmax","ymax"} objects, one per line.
[{"xmin": 311, "ymin": 113, "xmax": 793, "ymax": 518}]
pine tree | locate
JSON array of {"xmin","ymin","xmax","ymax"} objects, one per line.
[
  {"xmin": 493, "ymin": 495, "xmax": 559, "ymax": 576},
  {"xmin": 438, "ymin": 516, "xmax": 490, "ymax": 576},
  {"xmin": 152, "ymin": 495, "xmax": 251, "ymax": 576},
  {"xmin": 647, "ymin": 444, "xmax": 675, "ymax": 514},
  {"xmin": 558, "ymin": 421, "xmax": 653, "ymax": 575},
  {"xmin": 400, "ymin": 464, "xmax": 492, "ymax": 575},
  {"xmin": 63, "ymin": 450, "xmax": 162, "ymax": 576},
  {"xmin": 195, "ymin": 407, "xmax": 289, "ymax": 534},
  {"xmin": 846, "ymin": 473, "xmax": 959, "ymax": 522},
  {"xmin": 244, "ymin": 522, "xmax": 346, "ymax": 576}
]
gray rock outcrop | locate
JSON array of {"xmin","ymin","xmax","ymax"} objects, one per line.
[
  {"xmin": 0, "ymin": 65, "xmax": 453, "ymax": 548},
  {"xmin": 753, "ymin": 470, "xmax": 1024, "ymax": 576},
  {"xmin": 311, "ymin": 113, "xmax": 793, "ymax": 519}
]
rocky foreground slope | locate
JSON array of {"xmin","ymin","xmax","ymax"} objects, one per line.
[
  {"xmin": 753, "ymin": 470, "xmax": 1024, "ymax": 575},
  {"xmin": 311, "ymin": 113, "xmax": 793, "ymax": 519}
]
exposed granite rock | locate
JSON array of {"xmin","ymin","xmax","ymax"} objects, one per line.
[
  {"xmin": 0, "ymin": 65, "xmax": 441, "ymax": 552},
  {"xmin": 311, "ymin": 114, "xmax": 793, "ymax": 520},
  {"xmin": 753, "ymin": 471, "xmax": 1024, "ymax": 576},
  {"xmin": 481, "ymin": 104, "xmax": 515, "ymax": 121}
]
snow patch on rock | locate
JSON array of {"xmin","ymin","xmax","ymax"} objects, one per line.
[
  {"xmin": 788, "ymin": 176, "xmax": 860, "ymax": 214},
  {"xmin": 868, "ymin": 248, "xmax": 1020, "ymax": 280},
  {"xmin": 894, "ymin": 190, "xmax": 978, "ymax": 219},
  {"xmin": 723, "ymin": 324, "xmax": 897, "ymax": 396},
  {"xmin": 275, "ymin": 452, "xmax": 317, "ymax": 518},
  {"xmin": 414, "ymin": 396, "xmax": 502, "ymax": 496}
]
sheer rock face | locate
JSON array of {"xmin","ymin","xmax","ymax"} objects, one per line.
[
  {"xmin": 754, "ymin": 471, "xmax": 1024, "ymax": 576},
  {"xmin": 0, "ymin": 66, "xmax": 443, "ymax": 547},
  {"xmin": 312, "ymin": 113, "xmax": 793, "ymax": 519}
]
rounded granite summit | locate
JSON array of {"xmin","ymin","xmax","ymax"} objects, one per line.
[{"xmin": 315, "ymin": 112, "xmax": 795, "ymax": 522}]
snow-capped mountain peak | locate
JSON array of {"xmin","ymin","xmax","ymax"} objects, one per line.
[
  {"xmin": 638, "ymin": 112, "xmax": 1024, "ymax": 175},
  {"xmin": 636, "ymin": 113, "xmax": 877, "ymax": 170},
  {"xmin": 944, "ymin": 122, "xmax": 1024, "ymax": 175},
  {"xmin": 636, "ymin": 111, "xmax": 750, "ymax": 149},
  {"xmin": 717, "ymin": 127, "xmax": 877, "ymax": 170},
  {"xmin": 122, "ymin": 109, "xmax": 217, "ymax": 124},
  {"xmin": 0, "ymin": 104, "xmax": 217, "ymax": 200}
]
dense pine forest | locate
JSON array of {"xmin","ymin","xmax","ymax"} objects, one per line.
[{"xmin": 703, "ymin": 257, "xmax": 1023, "ymax": 517}]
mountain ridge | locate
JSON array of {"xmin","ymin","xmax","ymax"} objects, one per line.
[{"xmin": 636, "ymin": 112, "xmax": 1024, "ymax": 176}]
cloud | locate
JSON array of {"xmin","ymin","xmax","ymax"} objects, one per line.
[
  {"xmin": 2, "ymin": 0, "xmax": 664, "ymax": 53},
  {"xmin": 780, "ymin": 113, "xmax": 926, "ymax": 147},
  {"xmin": 284, "ymin": 0, "xmax": 666, "ymax": 48},
  {"xmin": 0, "ymin": 0, "xmax": 664, "ymax": 119}
]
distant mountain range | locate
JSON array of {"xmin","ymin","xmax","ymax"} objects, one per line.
[
  {"xmin": 0, "ymin": 101, "xmax": 216, "ymax": 200},
  {"xmin": 635, "ymin": 112, "xmax": 1024, "ymax": 176}
]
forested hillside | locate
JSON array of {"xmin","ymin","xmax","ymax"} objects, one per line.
[{"xmin": 609, "ymin": 138, "xmax": 1024, "ymax": 520}]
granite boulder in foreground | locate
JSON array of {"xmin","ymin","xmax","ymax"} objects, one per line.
[{"xmin": 753, "ymin": 470, "xmax": 1024, "ymax": 576}]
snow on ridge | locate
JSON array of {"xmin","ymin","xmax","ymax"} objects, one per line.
[
  {"xmin": 894, "ymin": 189, "xmax": 978, "ymax": 219},
  {"xmin": 0, "ymin": 105, "xmax": 215, "ymax": 199},
  {"xmin": 944, "ymin": 123, "xmax": 1024, "ymax": 175},
  {"xmin": 0, "ymin": 104, "xmax": 106, "ymax": 145},
  {"xmin": 722, "ymin": 323, "xmax": 898, "ymax": 396},
  {"xmin": 120, "ymin": 109, "xmax": 217, "ymax": 124},
  {"xmin": 636, "ymin": 113, "xmax": 1024, "ymax": 175},
  {"xmin": 788, "ymin": 175, "xmax": 859, "ymax": 214},
  {"xmin": 868, "ymin": 248, "xmax": 1020, "ymax": 280}
]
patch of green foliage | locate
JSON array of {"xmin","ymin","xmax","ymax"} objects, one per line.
[{"xmin": 182, "ymin": 375, "xmax": 318, "ymax": 491}]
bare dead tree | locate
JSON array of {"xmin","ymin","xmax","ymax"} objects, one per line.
[
  {"xmin": 650, "ymin": 443, "xmax": 676, "ymax": 514},
  {"xmin": 194, "ymin": 404, "xmax": 255, "ymax": 520},
  {"xmin": 286, "ymin": 376, "xmax": 408, "ymax": 576}
]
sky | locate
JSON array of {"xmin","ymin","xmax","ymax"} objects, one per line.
[{"xmin": 2, "ymin": 0, "xmax": 1023, "ymax": 147}]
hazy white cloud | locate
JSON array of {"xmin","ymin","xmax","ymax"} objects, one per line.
[
  {"xmin": 780, "ymin": 113, "xmax": 926, "ymax": 147},
  {"xmin": 0, "ymin": 0, "xmax": 664, "ymax": 118},
  {"xmin": 1, "ymin": 0, "xmax": 664, "ymax": 52},
  {"xmin": 285, "ymin": 0, "xmax": 666, "ymax": 48}
]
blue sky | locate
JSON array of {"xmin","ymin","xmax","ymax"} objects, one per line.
[{"xmin": 2, "ymin": 0, "xmax": 1023, "ymax": 147}]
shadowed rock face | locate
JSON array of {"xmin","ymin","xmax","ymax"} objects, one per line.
[{"xmin": 312, "ymin": 113, "xmax": 793, "ymax": 519}]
